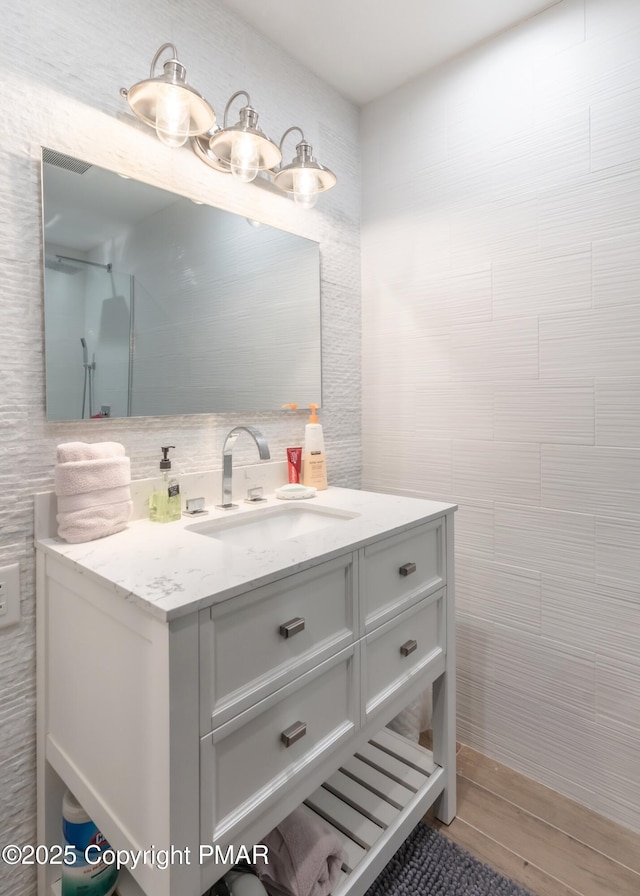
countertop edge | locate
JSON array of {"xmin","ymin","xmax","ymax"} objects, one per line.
[{"xmin": 36, "ymin": 488, "xmax": 457, "ymax": 622}]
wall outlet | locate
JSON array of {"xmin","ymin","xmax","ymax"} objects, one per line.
[{"xmin": 0, "ymin": 563, "xmax": 20, "ymax": 629}]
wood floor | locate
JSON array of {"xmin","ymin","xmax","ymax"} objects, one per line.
[{"xmin": 422, "ymin": 742, "xmax": 640, "ymax": 896}]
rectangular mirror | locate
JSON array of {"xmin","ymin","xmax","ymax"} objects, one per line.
[{"xmin": 41, "ymin": 148, "xmax": 322, "ymax": 420}]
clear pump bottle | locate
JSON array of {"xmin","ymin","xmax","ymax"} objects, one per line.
[{"xmin": 149, "ymin": 446, "xmax": 181, "ymax": 522}]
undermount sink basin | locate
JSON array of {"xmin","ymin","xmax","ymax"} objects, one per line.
[{"xmin": 186, "ymin": 502, "xmax": 359, "ymax": 549}]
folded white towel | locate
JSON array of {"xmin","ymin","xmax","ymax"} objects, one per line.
[
  {"xmin": 56, "ymin": 485, "xmax": 133, "ymax": 515},
  {"xmin": 56, "ymin": 441, "xmax": 126, "ymax": 464},
  {"xmin": 55, "ymin": 457, "xmax": 131, "ymax": 497},
  {"xmin": 254, "ymin": 807, "xmax": 345, "ymax": 896},
  {"xmin": 57, "ymin": 500, "xmax": 133, "ymax": 544}
]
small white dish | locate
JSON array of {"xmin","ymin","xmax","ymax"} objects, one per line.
[{"xmin": 274, "ymin": 483, "xmax": 317, "ymax": 500}]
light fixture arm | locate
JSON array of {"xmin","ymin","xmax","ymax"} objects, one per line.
[
  {"xmin": 150, "ymin": 43, "xmax": 179, "ymax": 77},
  {"xmin": 279, "ymin": 126, "xmax": 306, "ymax": 154},
  {"xmin": 223, "ymin": 90, "xmax": 252, "ymax": 127}
]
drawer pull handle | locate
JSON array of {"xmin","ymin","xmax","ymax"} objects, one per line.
[
  {"xmin": 399, "ymin": 562, "xmax": 417, "ymax": 577},
  {"xmin": 279, "ymin": 617, "xmax": 305, "ymax": 638},
  {"xmin": 281, "ymin": 721, "xmax": 307, "ymax": 747},
  {"xmin": 400, "ymin": 639, "xmax": 417, "ymax": 657}
]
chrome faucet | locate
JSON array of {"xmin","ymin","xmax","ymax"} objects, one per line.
[{"xmin": 217, "ymin": 425, "xmax": 271, "ymax": 509}]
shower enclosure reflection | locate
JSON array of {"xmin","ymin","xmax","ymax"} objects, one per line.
[
  {"xmin": 44, "ymin": 253, "xmax": 134, "ymax": 420},
  {"xmin": 41, "ymin": 148, "xmax": 322, "ymax": 421}
]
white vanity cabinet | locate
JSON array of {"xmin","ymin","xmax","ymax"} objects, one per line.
[{"xmin": 36, "ymin": 487, "xmax": 456, "ymax": 896}]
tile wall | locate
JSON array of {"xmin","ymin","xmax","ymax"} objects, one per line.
[
  {"xmin": 0, "ymin": 3, "xmax": 360, "ymax": 892},
  {"xmin": 361, "ymin": 0, "xmax": 640, "ymax": 833}
]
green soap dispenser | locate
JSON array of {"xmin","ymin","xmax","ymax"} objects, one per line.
[{"xmin": 149, "ymin": 446, "xmax": 181, "ymax": 522}]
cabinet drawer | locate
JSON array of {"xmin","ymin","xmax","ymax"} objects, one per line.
[
  {"xmin": 362, "ymin": 520, "xmax": 444, "ymax": 631},
  {"xmin": 200, "ymin": 554, "xmax": 355, "ymax": 730},
  {"xmin": 201, "ymin": 645, "xmax": 357, "ymax": 843},
  {"xmin": 363, "ymin": 591, "xmax": 445, "ymax": 722}
]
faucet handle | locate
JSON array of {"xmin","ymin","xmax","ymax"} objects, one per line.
[{"xmin": 245, "ymin": 486, "xmax": 266, "ymax": 504}]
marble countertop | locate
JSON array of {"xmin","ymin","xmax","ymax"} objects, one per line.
[{"xmin": 36, "ymin": 487, "xmax": 456, "ymax": 621}]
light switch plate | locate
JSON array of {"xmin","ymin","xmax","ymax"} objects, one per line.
[{"xmin": 0, "ymin": 563, "xmax": 20, "ymax": 629}]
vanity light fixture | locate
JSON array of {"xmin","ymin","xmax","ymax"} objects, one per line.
[
  {"xmin": 207, "ymin": 91, "xmax": 282, "ymax": 183},
  {"xmin": 273, "ymin": 127, "xmax": 337, "ymax": 209},
  {"xmin": 120, "ymin": 43, "xmax": 215, "ymax": 148},
  {"xmin": 191, "ymin": 126, "xmax": 231, "ymax": 173}
]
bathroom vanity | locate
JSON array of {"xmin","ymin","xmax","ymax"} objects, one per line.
[{"xmin": 36, "ymin": 486, "xmax": 456, "ymax": 896}]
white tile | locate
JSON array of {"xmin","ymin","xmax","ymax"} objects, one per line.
[
  {"xmin": 457, "ymin": 555, "xmax": 541, "ymax": 632},
  {"xmin": 595, "ymin": 378, "xmax": 640, "ymax": 446},
  {"xmin": 361, "ymin": 436, "xmax": 452, "ymax": 496},
  {"xmin": 492, "ymin": 626, "xmax": 596, "ymax": 719},
  {"xmin": 452, "ymin": 318, "xmax": 539, "ymax": 381},
  {"xmin": 593, "ymin": 231, "xmax": 640, "ymax": 308},
  {"xmin": 587, "ymin": 0, "xmax": 640, "ymax": 45},
  {"xmin": 531, "ymin": 704, "xmax": 602, "ymax": 803},
  {"xmin": 531, "ymin": 110, "xmax": 592, "ymax": 191},
  {"xmin": 456, "ymin": 615, "xmax": 496, "ymax": 680},
  {"xmin": 456, "ymin": 672, "xmax": 491, "ymax": 749},
  {"xmin": 495, "ymin": 382, "xmax": 594, "ymax": 444},
  {"xmin": 453, "ymin": 440, "xmax": 540, "ymax": 506},
  {"xmin": 534, "ymin": 40, "xmax": 593, "ymax": 123},
  {"xmin": 361, "ymin": 217, "xmax": 451, "ymax": 288},
  {"xmin": 592, "ymin": 722, "xmax": 640, "ymax": 830},
  {"xmin": 542, "ymin": 574, "xmax": 640, "ymax": 659},
  {"xmin": 362, "ymin": 384, "xmax": 493, "ymax": 442},
  {"xmin": 455, "ymin": 499, "xmax": 495, "ymax": 560},
  {"xmin": 447, "ymin": 58, "xmax": 534, "ymax": 156},
  {"xmin": 496, "ymin": 504, "xmax": 596, "ymax": 580},
  {"xmin": 360, "ymin": 0, "xmax": 640, "ymax": 834},
  {"xmin": 361, "ymin": 77, "xmax": 447, "ymax": 202},
  {"xmin": 400, "ymin": 264, "xmax": 492, "ymax": 329},
  {"xmin": 542, "ymin": 445, "xmax": 640, "ymax": 517},
  {"xmin": 530, "ymin": 710, "xmax": 640, "ymax": 833},
  {"xmin": 538, "ymin": 168, "xmax": 640, "ymax": 248},
  {"xmin": 597, "ymin": 654, "xmax": 640, "ymax": 733},
  {"xmin": 597, "ymin": 516, "xmax": 640, "ymax": 591},
  {"xmin": 412, "ymin": 384, "xmax": 494, "ymax": 440},
  {"xmin": 520, "ymin": 0, "xmax": 586, "ymax": 60},
  {"xmin": 434, "ymin": 145, "xmax": 535, "ymax": 212},
  {"xmin": 540, "ymin": 304, "xmax": 640, "ymax": 378},
  {"xmin": 591, "ymin": 85, "xmax": 640, "ymax": 172},
  {"xmin": 492, "ymin": 244, "xmax": 592, "ymax": 318},
  {"xmin": 450, "ymin": 196, "xmax": 539, "ymax": 266},
  {"xmin": 536, "ymin": 21, "xmax": 640, "ymax": 119},
  {"xmin": 362, "ymin": 328, "xmax": 451, "ymax": 383}
]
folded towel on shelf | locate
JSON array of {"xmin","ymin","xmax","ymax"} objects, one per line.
[
  {"xmin": 57, "ymin": 500, "xmax": 133, "ymax": 544},
  {"xmin": 55, "ymin": 456, "xmax": 131, "ymax": 496},
  {"xmin": 55, "ymin": 441, "xmax": 132, "ymax": 543},
  {"xmin": 254, "ymin": 807, "xmax": 345, "ymax": 896},
  {"xmin": 56, "ymin": 441, "xmax": 126, "ymax": 464}
]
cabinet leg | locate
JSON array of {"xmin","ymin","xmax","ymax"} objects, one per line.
[{"xmin": 431, "ymin": 670, "xmax": 456, "ymax": 824}]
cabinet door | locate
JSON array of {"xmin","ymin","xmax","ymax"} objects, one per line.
[
  {"xmin": 200, "ymin": 644, "xmax": 358, "ymax": 845},
  {"xmin": 361, "ymin": 520, "xmax": 445, "ymax": 632},
  {"xmin": 199, "ymin": 553, "xmax": 356, "ymax": 731},
  {"xmin": 362, "ymin": 590, "xmax": 445, "ymax": 723}
]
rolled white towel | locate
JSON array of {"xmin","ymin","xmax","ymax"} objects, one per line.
[
  {"xmin": 56, "ymin": 441, "xmax": 126, "ymax": 464},
  {"xmin": 56, "ymin": 485, "xmax": 133, "ymax": 515},
  {"xmin": 55, "ymin": 457, "xmax": 131, "ymax": 497},
  {"xmin": 57, "ymin": 500, "xmax": 133, "ymax": 544}
]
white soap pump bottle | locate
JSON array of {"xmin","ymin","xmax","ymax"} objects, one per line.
[{"xmin": 301, "ymin": 404, "xmax": 327, "ymax": 490}]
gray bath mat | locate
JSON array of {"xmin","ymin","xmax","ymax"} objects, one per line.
[{"xmin": 365, "ymin": 822, "xmax": 534, "ymax": 896}]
